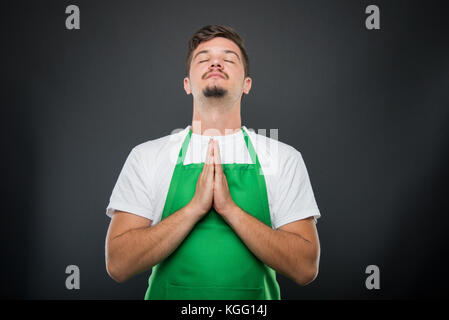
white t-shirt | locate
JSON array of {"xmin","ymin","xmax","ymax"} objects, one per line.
[{"xmin": 106, "ymin": 125, "xmax": 321, "ymax": 229}]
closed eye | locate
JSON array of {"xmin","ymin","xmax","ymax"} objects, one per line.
[
  {"xmin": 224, "ymin": 60, "xmax": 235, "ymax": 64},
  {"xmin": 199, "ymin": 59, "xmax": 209, "ymax": 63}
]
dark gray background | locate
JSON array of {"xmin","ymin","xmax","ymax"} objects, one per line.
[{"xmin": 2, "ymin": 0, "xmax": 448, "ymax": 299}]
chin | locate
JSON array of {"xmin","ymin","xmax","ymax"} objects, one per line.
[{"xmin": 203, "ymin": 85, "xmax": 228, "ymax": 98}]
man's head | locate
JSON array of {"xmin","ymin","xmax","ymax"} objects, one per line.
[{"xmin": 183, "ymin": 25, "xmax": 252, "ymax": 104}]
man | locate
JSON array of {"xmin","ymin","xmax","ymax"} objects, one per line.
[{"xmin": 105, "ymin": 25, "xmax": 321, "ymax": 300}]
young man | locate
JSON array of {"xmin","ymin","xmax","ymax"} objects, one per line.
[{"xmin": 105, "ymin": 25, "xmax": 321, "ymax": 300}]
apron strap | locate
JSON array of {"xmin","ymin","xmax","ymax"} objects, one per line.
[
  {"xmin": 177, "ymin": 129, "xmax": 193, "ymax": 165},
  {"xmin": 241, "ymin": 127, "xmax": 260, "ymax": 166}
]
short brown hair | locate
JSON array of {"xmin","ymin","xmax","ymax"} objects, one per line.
[{"xmin": 185, "ymin": 25, "xmax": 250, "ymax": 78}]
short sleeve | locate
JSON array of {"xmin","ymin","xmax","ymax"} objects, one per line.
[
  {"xmin": 271, "ymin": 149, "xmax": 321, "ymax": 229},
  {"xmin": 106, "ymin": 147, "xmax": 154, "ymax": 221}
]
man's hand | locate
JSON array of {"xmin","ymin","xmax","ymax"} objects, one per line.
[
  {"xmin": 187, "ymin": 139, "xmax": 215, "ymax": 218},
  {"xmin": 212, "ymin": 140, "xmax": 238, "ymax": 217}
]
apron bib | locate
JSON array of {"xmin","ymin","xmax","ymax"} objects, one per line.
[{"xmin": 144, "ymin": 127, "xmax": 281, "ymax": 300}]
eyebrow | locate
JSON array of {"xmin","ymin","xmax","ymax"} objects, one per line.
[{"xmin": 193, "ymin": 49, "xmax": 241, "ymax": 61}]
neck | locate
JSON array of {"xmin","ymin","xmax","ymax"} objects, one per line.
[{"xmin": 191, "ymin": 99, "xmax": 242, "ymax": 136}]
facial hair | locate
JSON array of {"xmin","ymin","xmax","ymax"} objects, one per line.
[{"xmin": 203, "ymin": 85, "xmax": 227, "ymax": 98}]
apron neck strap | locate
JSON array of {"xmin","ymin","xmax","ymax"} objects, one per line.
[
  {"xmin": 176, "ymin": 126, "xmax": 260, "ymax": 165},
  {"xmin": 177, "ymin": 129, "xmax": 193, "ymax": 165},
  {"xmin": 241, "ymin": 127, "xmax": 259, "ymax": 165}
]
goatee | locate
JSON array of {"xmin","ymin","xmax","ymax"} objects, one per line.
[{"xmin": 203, "ymin": 85, "xmax": 227, "ymax": 98}]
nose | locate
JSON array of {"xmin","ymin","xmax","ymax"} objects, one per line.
[
  {"xmin": 210, "ymin": 63, "xmax": 222, "ymax": 69},
  {"xmin": 209, "ymin": 57, "xmax": 224, "ymax": 70}
]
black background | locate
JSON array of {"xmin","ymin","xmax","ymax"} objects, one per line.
[{"xmin": 2, "ymin": 0, "xmax": 448, "ymax": 299}]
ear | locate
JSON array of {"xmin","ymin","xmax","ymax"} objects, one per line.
[
  {"xmin": 243, "ymin": 76, "xmax": 252, "ymax": 95},
  {"xmin": 184, "ymin": 77, "xmax": 192, "ymax": 95}
]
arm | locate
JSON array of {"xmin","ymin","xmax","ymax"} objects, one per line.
[
  {"xmin": 212, "ymin": 140, "xmax": 320, "ymax": 286},
  {"xmin": 105, "ymin": 139, "xmax": 216, "ymax": 283},
  {"xmin": 105, "ymin": 205, "xmax": 200, "ymax": 283},
  {"xmin": 221, "ymin": 207, "xmax": 320, "ymax": 286}
]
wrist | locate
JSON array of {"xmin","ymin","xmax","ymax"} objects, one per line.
[
  {"xmin": 218, "ymin": 201, "xmax": 240, "ymax": 220},
  {"xmin": 184, "ymin": 201, "xmax": 206, "ymax": 220}
]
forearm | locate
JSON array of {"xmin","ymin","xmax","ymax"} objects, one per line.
[
  {"xmin": 222, "ymin": 206, "xmax": 319, "ymax": 286},
  {"xmin": 107, "ymin": 204, "xmax": 201, "ymax": 282}
]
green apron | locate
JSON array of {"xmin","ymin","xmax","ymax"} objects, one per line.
[{"xmin": 144, "ymin": 127, "xmax": 281, "ymax": 300}]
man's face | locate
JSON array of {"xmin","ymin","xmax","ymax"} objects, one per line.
[{"xmin": 184, "ymin": 37, "xmax": 251, "ymax": 103}]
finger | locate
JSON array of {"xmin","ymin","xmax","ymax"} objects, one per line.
[
  {"xmin": 214, "ymin": 140, "xmax": 223, "ymax": 178},
  {"xmin": 205, "ymin": 139, "xmax": 215, "ymax": 181},
  {"xmin": 207, "ymin": 139, "xmax": 214, "ymax": 164},
  {"xmin": 203, "ymin": 138, "xmax": 213, "ymax": 171},
  {"xmin": 200, "ymin": 139, "xmax": 213, "ymax": 182},
  {"xmin": 213, "ymin": 139, "xmax": 221, "ymax": 165}
]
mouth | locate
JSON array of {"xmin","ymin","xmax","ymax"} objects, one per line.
[{"xmin": 206, "ymin": 72, "xmax": 226, "ymax": 79}]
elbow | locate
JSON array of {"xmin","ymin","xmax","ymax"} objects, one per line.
[
  {"xmin": 295, "ymin": 242, "xmax": 320, "ymax": 286},
  {"xmin": 295, "ymin": 260, "xmax": 319, "ymax": 287},
  {"xmin": 105, "ymin": 237, "xmax": 133, "ymax": 283},
  {"xmin": 296, "ymin": 266, "xmax": 319, "ymax": 286},
  {"xmin": 106, "ymin": 256, "xmax": 129, "ymax": 284}
]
